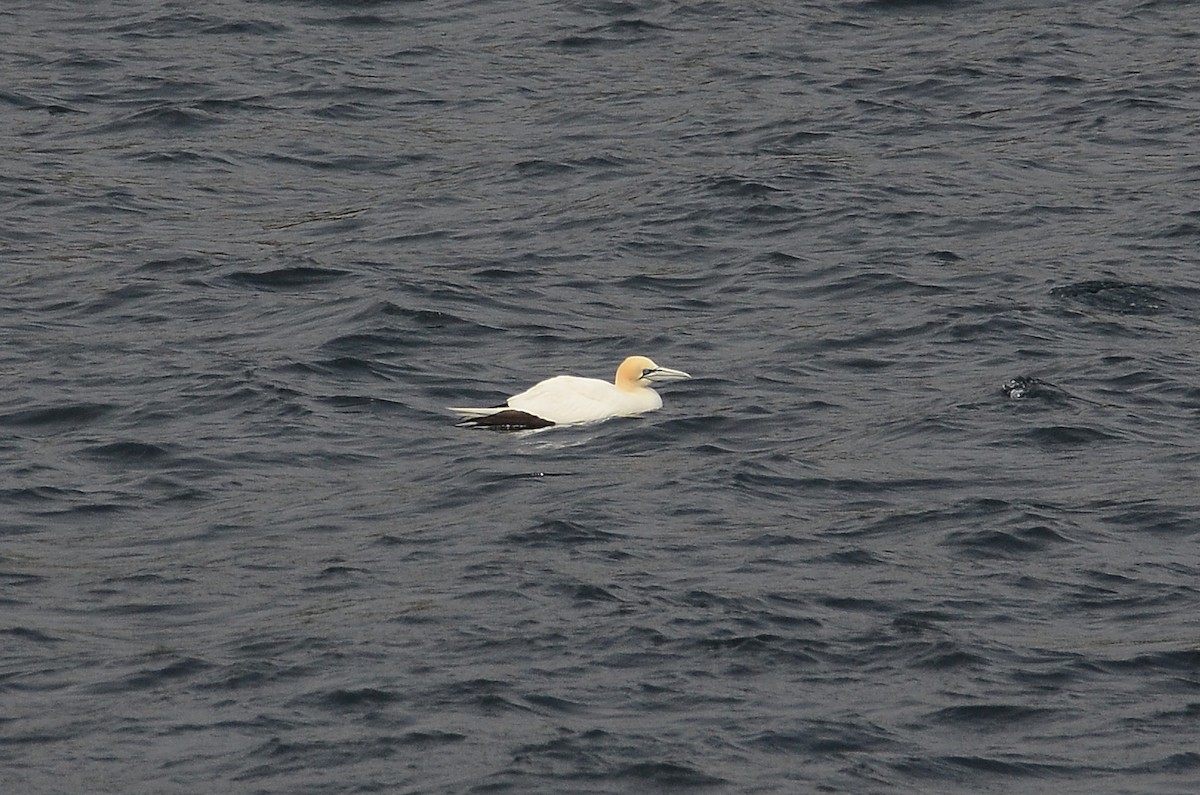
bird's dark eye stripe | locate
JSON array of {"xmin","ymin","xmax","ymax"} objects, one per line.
[{"xmin": 642, "ymin": 368, "xmax": 654, "ymax": 377}]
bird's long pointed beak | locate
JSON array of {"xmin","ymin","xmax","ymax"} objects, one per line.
[{"xmin": 645, "ymin": 366, "xmax": 691, "ymax": 383}]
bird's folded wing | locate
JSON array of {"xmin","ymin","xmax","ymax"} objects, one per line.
[{"xmin": 507, "ymin": 376, "xmax": 625, "ymax": 424}]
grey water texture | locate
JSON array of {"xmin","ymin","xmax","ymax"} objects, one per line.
[{"xmin": 3, "ymin": 1, "xmax": 1200, "ymax": 793}]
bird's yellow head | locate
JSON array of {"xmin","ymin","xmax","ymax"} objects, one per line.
[{"xmin": 614, "ymin": 356, "xmax": 691, "ymax": 391}]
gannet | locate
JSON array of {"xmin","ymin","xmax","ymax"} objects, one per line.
[{"xmin": 449, "ymin": 355, "xmax": 691, "ymax": 430}]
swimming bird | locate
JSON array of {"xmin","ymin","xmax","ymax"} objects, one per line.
[{"xmin": 449, "ymin": 355, "xmax": 691, "ymax": 430}]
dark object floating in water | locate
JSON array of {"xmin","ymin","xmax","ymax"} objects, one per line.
[
  {"xmin": 1002, "ymin": 376, "xmax": 1068, "ymax": 402},
  {"xmin": 1050, "ymin": 280, "xmax": 1166, "ymax": 316}
]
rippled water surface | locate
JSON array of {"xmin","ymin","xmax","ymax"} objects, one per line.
[{"xmin": 4, "ymin": 1, "xmax": 1200, "ymax": 792}]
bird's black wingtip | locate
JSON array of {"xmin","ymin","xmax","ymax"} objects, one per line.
[{"xmin": 455, "ymin": 409, "xmax": 556, "ymax": 431}]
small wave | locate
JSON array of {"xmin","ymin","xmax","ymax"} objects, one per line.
[
  {"xmin": 0, "ymin": 403, "xmax": 113, "ymax": 428},
  {"xmin": 704, "ymin": 174, "xmax": 785, "ymax": 197},
  {"xmin": 549, "ymin": 19, "xmax": 670, "ymax": 49},
  {"xmin": 1026, "ymin": 425, "xmax": 1117, "ymax": 446},
  {"xmin": 928, "ymin": 703, "xmax": 1057, "ymax": 727},
  {"xmin": 100, "ymin": 104, "xmax": 221, "ymax": 132},
  {"xmin": 1130, "ymin": 751, "xmax": 1200, "ymax": 774},
  {"xmin": 896, "ymin": 754, "xmax": 1075, "ymax": 781},
  {"xmin": 322, "ymin": 15, "xmax": 396, "ymax": 29},
  {"xmin": 523, "ymin": 693, "xmax": 589, "ymax": 715},
  {"xmin": 1051, "ymin": 280, "xmax": 1169, "ymax": 316},
  {"xmin": 200, "ymin": 20, "xmax": 287, "ymax": 35},
  {"xmin": 0, "ymin": 89, "xmax": 83, "ymax": 114},
  {"xmin": 944, "ymin": 524, "xmax": 1074, "ymax": 559},
  {"xmin": 858, "ymin": 0, "xmax": 973, "ymax": 12},
  {"xmin": 85, "ymin": 441, "xmax": 172, "ymax": 462},
  {"xmin": 1, "ymin": 626, "xmax": 62, "ymax": 644},
  {"xmin": 226, "ymin": 266, "xmax": 349, "ymax": 290},
  {"xmin": 616, "ymin": 761, "xmax": 726, "ymax": 788},
  {"xmin": 88, "ymin": 655, "xmax": 212, "ymax": 694},
  {"xmin": 514, "ymin": 159, "xmax": 576, "ymax": 177},
  {"xmin": 317, "ymin": 687, "xmax": 400, "ymax": 710},
  {"xmin": 504, "ymin": 519, "xmax": 623, "ymax": 546},
  {"xmin": 749, "ymin": 720, "xmax": 898, "ymax": 754}
]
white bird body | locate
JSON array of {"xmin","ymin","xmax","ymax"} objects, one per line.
[{"xmin": 450, "ymin": 355, "xmax": 690, "ymax": 429}]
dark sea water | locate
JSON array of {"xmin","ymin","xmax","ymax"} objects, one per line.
[{"xmin": 4, "ymin": 1, "xmax": 1200, "ymax": 792}]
